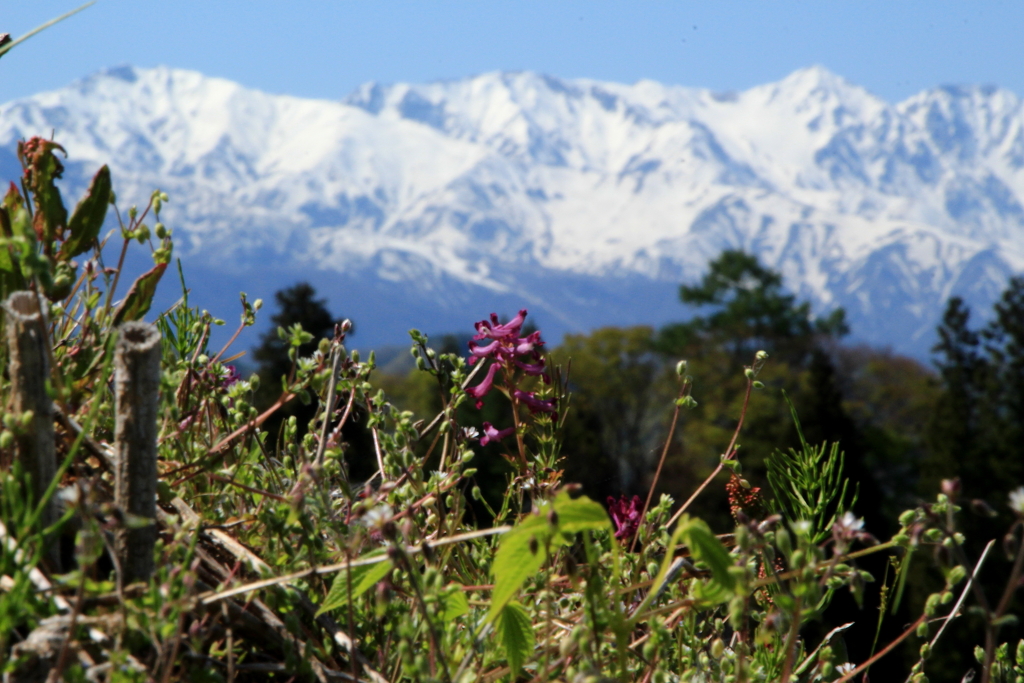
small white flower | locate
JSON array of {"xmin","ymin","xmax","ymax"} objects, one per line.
[
  {"xmin": 836, "ymin": 662, "xmax": 856, "ymax": 674},
  {"xmin": 1009, "ymin": 487, "xmax": 1024, "ymax": 515},
  {"xmin": 462, "ymin": 426, "xmax": 480, "ymax": 440},
  {"xmin": 837, "ymin": 511, "xmax": 864, "ymax": 532},
  {"xmin": 360, "ymin": 504, "xmax": 393, "ymax": 529}
]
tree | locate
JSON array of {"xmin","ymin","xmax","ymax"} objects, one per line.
[
  {"xmin": 253, "ymin": 282, "xmax": 341, "ymax": 390},
  {"xmin": 658, "ymin": 249, "xmax": 847, "ymax": 363},
  {"xmin": 550, "ymin": 327, "xmax": 672, "ymax": 500},
  {"xmin": 252, "ymin": 283, "xmax": 350, "ymax": 447},
  {"xmin": 925, "ymin": 277, "xmax": 1024, "ymax": 511}
]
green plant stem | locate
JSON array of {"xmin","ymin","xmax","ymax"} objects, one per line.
[
  {"xmin": 904, "ymin": 539, "xmax": 994, "ymax": 683},
  {"xmin": 981, "ymin": 522, "xmax": 1024, "ymax": 683},
  {"xmin": 835, "ymin": 614, "xmax": 927, "ymax": 683},
  {"xmin": 666, "ymin": 375, "xmax": 753, "ymax": 529},
  {"xmin": 779, "ymin": 596, "xmax": 802, "ymax": 683},
  {"xmin": 313, "ymin": 346, "xmax": 343, "ymax": 469},
  {"xmin": 0, "ymin": 2, "xmax": 94, "ymax": 59},
  {"xmin": 631, "ymin": 378, "xmax": 689, "ymax": 554}
]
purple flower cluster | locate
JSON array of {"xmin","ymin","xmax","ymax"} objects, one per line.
[
  {"xmin": 466, "ymin": 309, "xmax": 556, "ymax": 445},
  {"xmin": 607, "ymin": 495, "xmax": 643, "ymax": 542}
]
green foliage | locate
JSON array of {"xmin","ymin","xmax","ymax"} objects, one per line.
[
  {"xmin": 767, "ymin": 394, "xmax": 857, "ymax": 545},
  {"xmin": 317, "ymin": 553, "xmax": 393, "ymax": 615},
  {"xmin": 488, "ymin": 490, "xmax": 610, "ymax": 621},
  {"xmin": 2, "ymin": 138, "xmax": 1024, "ymax": 683},
  {"xmin": 494, "ymin": 601, "xmax": 534, "ymax": 675},
  {"xmin": 679, "ymin": 515, "xmax": 736, "ymax": 598}
]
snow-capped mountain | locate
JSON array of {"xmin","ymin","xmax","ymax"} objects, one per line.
[{"xmin": 2, "ymin": 65, "xmax": 1022, "ymax": 358}]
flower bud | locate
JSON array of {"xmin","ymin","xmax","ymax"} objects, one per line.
[
  {"xmin": 970, "ymin": 499, "xmax": 998, "ymax": 517},
  {"xmin": 946, "ymin": 565, "xmax": 967, "ymax": 586},
  {"xmin": 675, "ymin": 360, "xmax": 688, "ymax": 376}
]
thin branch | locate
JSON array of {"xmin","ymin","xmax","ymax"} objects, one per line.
[
  {"xmin": 666, "ymin": 375, "xmax": 753, "ymax": 529},
  {"xmin": 631, "ymin": 378, "xmax": 689, "ymax": 553},
  {"xmin": 199, "ymin": 526, "xmax": 511, "ymax": 605}
]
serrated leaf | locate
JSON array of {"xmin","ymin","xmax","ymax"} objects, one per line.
[
  {"xmin": 59, "ymin": 165, "xmax": 110, "ymax": 260},
  {"xmin": 441, "ymin": 585, "xmax": 470, "ymax": 622},
  {"xmin": 681, "ymin": 517, "xmax": 736, "ymax": 593},
  {"xmin": 317, "ymin": 554, "xmax": 392, "ymax": 616},
  {"xmin": 494, "ymin": 601, "xmax": 534, "ymax": 675},
  {"xmin": 112, "ymin": 262, "xmax": 167, "ymax": 325},
  {"xmin": 553, "ymin": 491, "xmax": 611, "ymax": 533},
  {"xmin": 487, "ymin": 514, "xmax": 549, "ymax": 623}
]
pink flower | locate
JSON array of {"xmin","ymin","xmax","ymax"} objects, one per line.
[
  {"xmin": 512, "ymin": 389, "xmax": 556, "ymax": 414},
  {"xmin": 513, "ymin": 358, "xmax": 546, "ymax": 375},
  {"xmin": 480, "ymin": 422, "xmax": 516, "ymax": 446},
  {"xmin": 468, "ymin": 339, "xmax": 501, "ymax": 364},
  {"xmin": 514, "ymin": 331, "xmax": 544, "ymax": 355},
  {"xmin": 607, "ymin": 495, "xmax": 643, "ymax": 542},
  {"xmin": 466, "ymin": 362, "xmax": 501, "ymax": 408},
  {"xmin": 474, "ymin": 309, "xmax": 528, "ymax": 340}
]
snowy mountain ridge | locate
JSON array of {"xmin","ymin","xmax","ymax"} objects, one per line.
[{"xmin": 1, "ymin": 65, "xmax": 1022, "ymax": 356}]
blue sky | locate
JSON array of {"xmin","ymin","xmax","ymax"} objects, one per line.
[{"xmin": 2, "ymin": 1, "xmax": 1022, "ymax": 104}]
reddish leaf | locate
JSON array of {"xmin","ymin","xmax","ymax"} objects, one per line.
[
  {"xmin": 59, "ymin": 165, "xmax": 111, "ymax": 260},
  {"xmin": 18, "ymin": 137, "xmax": 68, "ymax": 250},
  {"xmin": 112, "ymin": 262, "xmax": 167, "ymax": 325}
]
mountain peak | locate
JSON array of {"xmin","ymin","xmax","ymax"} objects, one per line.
[
  {"xmin": 2, "ymin": 65, "xmax": 1022, "ymax": 358},
  {"xmin": 770, "ymin": 64, "xmax": 877, "ymax": 104}
]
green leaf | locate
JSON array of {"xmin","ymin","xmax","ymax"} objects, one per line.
[
  {"xmin": 0, "ymin": 195, "xmax": 25, "ymax": 298},
  {"xmin": 487, "ymin": 514, "xmax": 549, "ymax": 623},
  {"xmin": 440, "ymin": 585, "xmax": 470, "ymax": 622},
  {"xmin": 494, "ymin": 601, "xmax": 534, "ymax": 675},
  {"xmin": 681, "ymin": 517, "xmax": 736, "ymax": 592},
  {"xmin": 59, "ymin": 165, "xmax": 110, "ymax": 260},
  {"xmin": 112, "ymin": 262, "xmax": 167, "ymax": 325},
  {"xmin": 317, "ymin": 555, "xmax": 392, "ymax": 616},
  {"xmin": 553, "ymin": 491, "xmax": 611, "ymax": 533},
  {"xmin": 3, "ymin": 182, "xmax": 33, "ymax": 243}
]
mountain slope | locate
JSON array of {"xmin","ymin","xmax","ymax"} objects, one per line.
[{"xmin": 1, "ymin": 65, "xmax": 1021, "ymax": 356}]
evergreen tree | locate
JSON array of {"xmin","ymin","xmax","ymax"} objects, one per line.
[
  {"xmin": 253, "ymin": 282, "xmax": 340, "ymax": 392},
  {"xmin": 658, "ymin": 249, "xmax": 847, "ymax": 363},
  {"xmin": 251, "ymin": 283, "xmax": 369, "ymax": 464},
  {"xmin": 925, "ymin": 277, "xmax": 1024, "ymax": 511}
]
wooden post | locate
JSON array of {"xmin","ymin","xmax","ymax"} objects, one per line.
[
  {"xmin": 3, "ymin": 291, "xmax": 59, "ymax": 569},
  {"xmin": 114, "ymin": 321, "xmax": 161, "ymax": 583}
]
